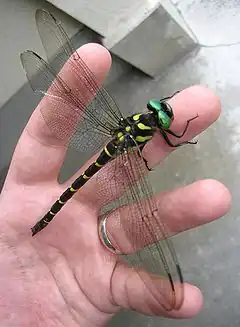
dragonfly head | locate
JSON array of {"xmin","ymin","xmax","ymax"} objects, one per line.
[{"xmin": 147, "ymin": 99, "xmax": 174, "ymax": 130}]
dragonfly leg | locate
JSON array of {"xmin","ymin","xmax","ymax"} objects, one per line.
[
  {"xmin": 160, "ymin": 129, "xmax": 197, "ymax": 147},
  {"xmin": 143, "ymin": 157, "xmax": 152, "ymax": 171},
  {"xmin": 138, "ymin": 143, "xmax": 152, "ymax": 171},
  {"xmin": 160, "ymin": 90, "xmax": 181, "ymax": 102},
  {"xmin": 129, "ymin": 135, "xmax": 152, "ymax": 171},
  {"xmin": 166, "ymin": 114, "xmax": 198, "ymax": 138}
]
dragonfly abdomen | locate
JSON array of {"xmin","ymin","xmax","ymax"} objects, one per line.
[{"xmin": 31, "ymin": 141, "xmax": 117, "ymax": 236}]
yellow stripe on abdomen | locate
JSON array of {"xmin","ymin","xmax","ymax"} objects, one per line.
[
  {"xmin": 104, "ymin": 145, "xmax": 113, "ymax": 157},
  {"xmin": 95, "ymin": 162, "xmax": 103, "ymax": 168}
]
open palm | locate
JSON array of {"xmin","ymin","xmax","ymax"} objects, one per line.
[{"xmin": 0, "ymin": 44, "xmax": 231, "ymax": 327}]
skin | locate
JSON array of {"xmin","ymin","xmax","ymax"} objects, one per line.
[{"xmin": 0, "ymin": 43, "xmax": 231, "ymax": 327}]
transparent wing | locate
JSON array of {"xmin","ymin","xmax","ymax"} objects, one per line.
[
  {"xmin": 20, "ymin": 8, "xmax": 123, "ymax": 154},
  {"xmin": 97, "ymin": 150, "xmax": 184, "ymax": 311}
]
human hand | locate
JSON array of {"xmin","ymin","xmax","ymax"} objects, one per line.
[{"xmin": 0, "ymin": 43, "xmax": 231, "ymax": 327}]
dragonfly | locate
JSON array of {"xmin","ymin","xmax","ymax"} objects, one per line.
[{"xmin": 20, "ymin": 8, "xmax": 198, "ymax": 312}]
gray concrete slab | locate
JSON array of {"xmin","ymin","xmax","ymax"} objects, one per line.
[{"xmin": 108, "ymin": 6, "xmax": 197, "ymax": 77}]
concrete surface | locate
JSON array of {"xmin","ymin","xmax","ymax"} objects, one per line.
[
  {"xmin": 1, "ymin": 1, "xmax": 240, "ymax": 327},
  {"xmin": 173, "ymin": 0, "xmax": 240, "ymax": 46},
  {"xmin": 107, "ymin": 6, "xmax": 197, "ymax": 77}
]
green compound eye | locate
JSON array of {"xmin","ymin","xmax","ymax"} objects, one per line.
[
  {"xmin": 147, "ymin": 99, "xmax": 162, "ymax": 111},
  {"xmin": 147, "ymin": 99, "xmax": 173, "ymax": 129}
]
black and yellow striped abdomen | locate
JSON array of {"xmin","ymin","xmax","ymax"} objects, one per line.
[
  {"xmin": 31, "ymin": 112, "xmax": 158, "ymax": 236},
  {"xmin": 31, "ymin": 141, "xmax": 117, "ymax": 235}
]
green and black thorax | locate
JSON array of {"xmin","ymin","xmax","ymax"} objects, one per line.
[{"xmin": 109, "ymin": 99, "xmax": 174, "ymax": 154}]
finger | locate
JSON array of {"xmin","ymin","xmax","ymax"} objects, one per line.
[
  {"xmin": 102, "ymin": 179, "xmax": 231, "ymax": 253},
  {"xmin": 112, "ymin": 262, "xmax": 203, "ymax": 318},
  {"xmin": 8, "ymin": 43, "xmax": 111, "ymax": 184},
  {"xmin": 156, "ymin": 179, "xmax": 231, "ymax": 235},
  {"xmin": 143, "ymin": 85, "xmax": 221, "ymax": 168},
  {"xmin": 69, "ymin": 85, "xmax": 220, "ymax": 204}
]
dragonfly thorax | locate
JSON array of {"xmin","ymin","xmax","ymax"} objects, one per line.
[{"xmin": 112, "ymin": 112, "xmax": 157, "ymax": 148}]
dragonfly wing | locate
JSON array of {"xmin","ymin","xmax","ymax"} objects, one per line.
[
  {"xmin": 20, "ymin": 9, "xmax": 123, "ymax": 156},
  {"xmin": 97, "ymin": 150, "xmax": 184, "ymax": 311},
  {"xmin": 20, "ymin": 50, "xmax": 110, "ymax": 154},
  {"xmin": 35, "ymin": 8, "xmax": 123, "ymax": 128}
]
